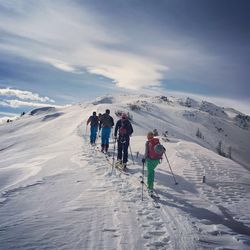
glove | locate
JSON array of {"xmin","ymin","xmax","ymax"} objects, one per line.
[
  {"xmin": 114, "ymin": 136, "xmax": 117, "ymax": 140},
  {"xmin": 142, "ymin": 158, "xmax": 145, "ymax": 164}
]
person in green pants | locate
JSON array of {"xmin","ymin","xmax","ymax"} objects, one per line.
[{"xmin": 142, "ymin": 131, "xmax": 164, "ymax": 196}]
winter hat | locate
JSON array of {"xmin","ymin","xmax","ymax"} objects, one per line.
[{"xmin": 147, "ymin": 131, "xmax": 154, "ymax": 140}]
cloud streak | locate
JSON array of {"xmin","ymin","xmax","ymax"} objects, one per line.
[
  {"xmin": 0, "ymin": 87, "xmax": 61, "ymax": 110},
  {"xmin": 41, "ymin": 57, "xmax": 83, "ymax": 74},
  {"xmin": 0, "ymin": 0, "xmax": 168, "ymax": 90},
  {"xmin": 0, "ymin": 88, "xmax": 54, "ymax": 102},
  {"xmin": 0, "ymin": 99, "xmax": 64, "ymax": 109}
]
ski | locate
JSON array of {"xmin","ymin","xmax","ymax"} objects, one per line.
[
  {"xmin": 115, "ymin": 161, "xmax": 130, "ymax": 175},
  {"xmin": 114, "ymin": 161, "xmax": 130, "ymax": 176},
  {"xmin": 115, "ymin": 167, "xmax": 130, "ymax": 176},
  {"xmin": 104, "ymin": 152, "xmax": 112, "ymax": 157},
  {"xmin": 149, "ymin": 194, "xmax": 160, "ymax": 208},
  {"xmin": 90, "ymin": 144, "xmax": 130, "ymax": 176},
  {"xmin": 103, "ymin": 153, "xmax": 130, "ymax": 176},
  {"xmin": 115, "ymin": 161, "xmax": 124, "ymax": 170},
  {"xmin": 139, "ymin": 176, "xmax": 160, "ymax": 208},
  {"xmin": 120, "ymin": 169, "xmax": 130, "ymax": 175}
]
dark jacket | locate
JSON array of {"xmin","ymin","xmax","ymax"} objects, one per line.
[
  {"xmin": 87, "ymin": 115, "xmax": 99, "ymax": 127},
  {"xmin": 100, "ymin": 113, "xmax": 114, "ymax": 128},
  {"xmin": 114, "ymin": 119, "xmax": 133, "ymax": 140}
]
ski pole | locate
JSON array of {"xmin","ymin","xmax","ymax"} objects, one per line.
[
  {"xmin": 85, "ymin": 124, "xmax": 88, "ymax": 138},
  {"xmin": 111, "ymin": 137, "xmax": 117, "ymax": 175},
  {"xmin": 94, "ymin": 127, "xmax": 98, "ymax": 147},
  {"xmin": 164, "ymin": 152, "xmax": 178, "ymax": 185},
  {"xmin": 129, "ymin": 144, "xmax": 135, "ymax": 165},
  {"xmin": 141, "ymin": 161, "xmax": 145, "ymax": 201},
  {"xmin": 111, "ymin": 127, "xmax": 114, "ymax": 140}
]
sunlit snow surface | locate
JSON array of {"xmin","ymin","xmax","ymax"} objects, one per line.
[{"xmin": 0, "ymin": 94, "xmax": 249, "ymax": 249}]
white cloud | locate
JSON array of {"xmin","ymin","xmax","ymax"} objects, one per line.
[
  {"xmin": 0, "ymin": 88, "xmax": 54, "ymax": 102},
  {"xmin": 41, "ymin": 57, "xmax": 84, "ymax": 74},
  {"xmin": 0, "ymin": 0, "xmax": 168, "ymax": 90},
  {"xmin": 87, "ymin": 52, "xmax": 168, "ymax": 90},
  {"xmin": 0, "ymin": 99, "xmax": 64, "ymax": 108}
]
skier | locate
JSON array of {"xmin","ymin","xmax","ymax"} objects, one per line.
[
  {"xmin": 86, "ymin": 111, "xmax": 99, "ymax": 145},
  {"xmin": 142, "ymin": 132, "xmax": 165, "ymax": 195},
  {"xmin": 114, "ymin": 113, "xmax": 133, "ymax": 169},
  {"xmin": 99, "ymin": 109, "xmax": 114, "ymax": 153}
]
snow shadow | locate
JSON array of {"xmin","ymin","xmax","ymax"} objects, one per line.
[
  {"xmin": 157, "ymin": 189, "xmax": 250, "ymax": 239},
  {"xmin": 30, "ymin": 107, "xmax": 56, "ymax": 116},
  {"xmin": 156, "ymin": 171, "xmax": 198, "ymax": 194},
  {"xmin": 126, "ymin": 152, "xmax": 199, "ymax": 195},
  {"xmin": 0, "ymin": 143, "xmax": 15, "ymax": 152},
  {"xmin": 42, "ymin": 112, "xmax": 64, "ymax": 121},
  {"xmin": 128, "ymin": 152, "xmax": 144, "ymax": 165}
]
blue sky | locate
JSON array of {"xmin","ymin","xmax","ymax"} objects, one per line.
[{"xmin": 0, "ymin": 0, "xmax": 250, "ymax": 116}]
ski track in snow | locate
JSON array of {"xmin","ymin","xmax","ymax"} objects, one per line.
[
  {"xmin": 80, "ymin": 132, "xmax": 198, "ymax": 249},
  {"xmin": 80, "ymin": 140, "xmax": 172, "ymax": 249}
]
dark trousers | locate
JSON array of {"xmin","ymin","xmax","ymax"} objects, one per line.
[{"xmin": 117, "ymin": 140, "xmax": 129, "ymax": 163}]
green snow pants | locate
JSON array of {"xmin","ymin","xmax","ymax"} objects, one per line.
[{"xmin": 146, "ymin": 159, "xmax": 160, "ymax": 190}]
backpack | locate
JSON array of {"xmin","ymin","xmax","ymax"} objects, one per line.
[
  {"xmin": 148, "ymin": 138, "xmax": 165, "ymax": 159},
  {"xmin": 119, "ymin": 121, "xmax": 127, "ymax": 137}
]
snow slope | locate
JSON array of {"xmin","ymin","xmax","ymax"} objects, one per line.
[{"xmin": 0, "ymin": 94, "xmax": 249, "ymax": 249}]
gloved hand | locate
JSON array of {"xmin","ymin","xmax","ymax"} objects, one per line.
[
  {"xmin": 142, "ymin": 158, "xmax": 145, "ymax": 164},
  {"xmin": 114, "ymin": 136, "xmax": 117, "ymax": 140}
]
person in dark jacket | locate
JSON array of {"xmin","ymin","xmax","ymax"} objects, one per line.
[
  {"xmin": 99, "ymin": 109, "xmax": 114, "ymax": 152},
  {"xmin": 86, "ymin": 111, "xmax": 99, "ymax": 145},
  {"xmin": 114, "ymin": 113, "xmax": 133, "ymax": 169}
]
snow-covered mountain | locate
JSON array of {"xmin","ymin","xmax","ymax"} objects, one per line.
[
  {"xmin": 0, "ymin": 94, "xmax": 249, "ymax": 249},
  {"xmin": 91, "ymin": 94, "xmax": 250, "ymax": 169}
]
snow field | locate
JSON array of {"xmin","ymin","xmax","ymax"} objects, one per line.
[
  {"xmin": 81, "ymin": 140, "xmax": 172, "ymax": 249},
  {"xmin": 0, "ymin": 94, "xmax": 249, "ymax": 249}
]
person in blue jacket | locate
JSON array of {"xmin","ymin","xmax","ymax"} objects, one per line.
[{"xmin": 87, "ymin": 111, "xmax": 99, "ymax": 145}]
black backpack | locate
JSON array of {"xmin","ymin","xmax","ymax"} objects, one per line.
[{"xmin": 119, "ymin": 120, "xmax": 133, "ymax": 137}]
